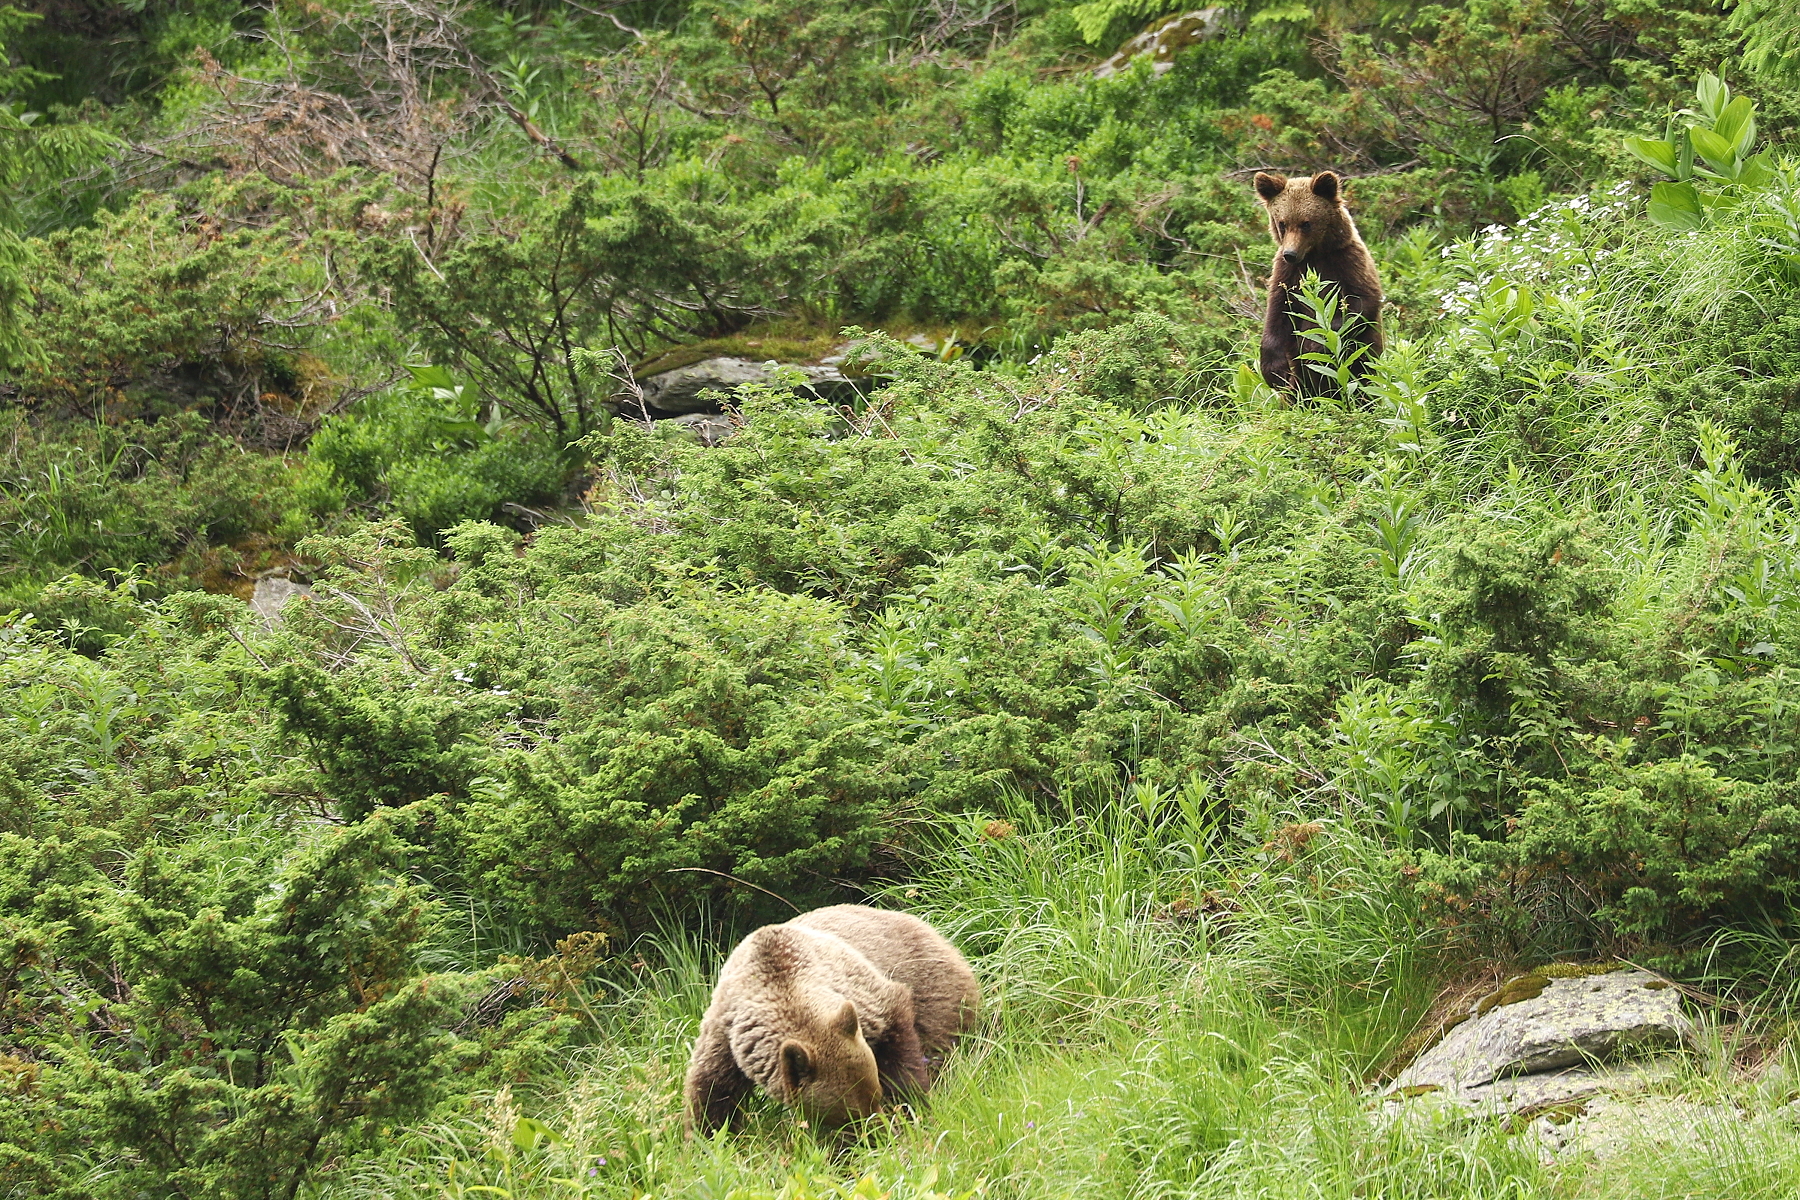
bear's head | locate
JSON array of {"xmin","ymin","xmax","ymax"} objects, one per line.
[
  {"xmin": 772, "ymin": 997, "xmax": 882, "ymax": 1129},
  {"xmin": 1252, "ymin": 171, "xmax": 1351, "ymax": 268}
]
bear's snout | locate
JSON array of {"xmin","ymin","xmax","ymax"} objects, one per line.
[{"xmin": 1281, "ymin": 249, "xmax": 1302, "ymax": 264}]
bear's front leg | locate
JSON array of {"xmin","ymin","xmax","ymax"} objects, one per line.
[
  {"xmin": 1261, "ymin": 282, "xmax": 1300, "ymax": 391},
  {"xmin": 1260, "ymin": 332, "xmax": 1296, "ymax": 392},
  {"xmin": 872, "ymin": 1015, "xmax": 929, "ymax": 1102},
  {"xmin": 685, "ymin": 1022, "xmax": 754, "ymax": 1134}
]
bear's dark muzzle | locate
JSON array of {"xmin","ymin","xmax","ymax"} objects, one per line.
[{"xmin": 1281, "ymin": 249, "xmax": 1302, "ymax": 264}]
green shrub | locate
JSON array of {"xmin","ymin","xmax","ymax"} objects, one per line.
[
  {"xmin": 12, "ymin": 188, "xmax": 312, "ymax": 416},
  {"xmin": 1506, "ymin": 756, "xmax": 1800, "ymax": 937},
  {"xmin": 304, "ymin": 367, "xmax": 571, "ymax": 542},
  {"xmin": 0, "ymin": 410, "xmax": 305, "ymax": 592},
  {"xmin": 0, "ymin": 817, "xmax": 480, "ymax": 1200}
]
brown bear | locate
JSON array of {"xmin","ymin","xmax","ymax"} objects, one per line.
[
  {"xmin": 1252, "ymin": 170, "xmax": 1385, "ymax": 394},
  {"xmin": 683, "ymin": 905, "xmax": 979, "ymax": 1134}
]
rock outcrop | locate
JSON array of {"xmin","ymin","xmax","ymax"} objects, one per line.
[
  {"xmin": 1383, "ymin": 966, "xmax": 1695, "ymax": 1117},
  {"xmin": 636, "ymin": 357, "xmax": 863, "ymax": 416},
  {"xmin": 1529, "ymin": 1094, "xmax": 1748, "ymax": 1161},
  {"xmin": 250, "ymin": 574, "xmax": 312, "ymax": 624},
  {"xmin": 1092, "ymin": 9, "xmax": 1239, "ymax": 79}
]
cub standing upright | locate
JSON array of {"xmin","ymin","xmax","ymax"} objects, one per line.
[{"xmin": 1252, "ymin": 170, "xmax": 1385, "ymax": 395}]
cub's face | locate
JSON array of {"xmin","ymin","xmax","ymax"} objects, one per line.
[
  {"xmin": 775, "ymin": 1000, "xmax": 882, "ymax": 1129},
  {"xmin": 1253, "ymin": 172, "xmax": 1344, "ymax": 267}
]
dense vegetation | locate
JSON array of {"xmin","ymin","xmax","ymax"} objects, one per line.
[{"xmin": 4, "ymin": 0, "xmax": 1800, "ymax": 1196}]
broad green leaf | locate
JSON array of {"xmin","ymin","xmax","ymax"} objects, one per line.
[
  {"xmin": 513, "ymin": 1116, "xmax": 563, "ymax": 1150},
  {"xmin": 1689, "ymin": 127, "xmax": 1738, "ymax": 170},
  {"xmin": 406, "ymin": 363, "xmax": 459, "ymax": 391},
  {"xmin": 1623, "ymin": 135, "xmax": 1679, "ymax": 176},
  {"xmin": 1696, "ymin": 72, "xmax": 1727, "ymax": 122},
  {"xmin": 1737, "ymin": 153, "xmax": 1775, "ymax": 189},
  {"xmin": 1648, "ymin": 181, "xmax": 1706, "ymax": 231},
  {"xmin": 1713, "ymin": 95, "xmax": 1756, "ymax": 152}
]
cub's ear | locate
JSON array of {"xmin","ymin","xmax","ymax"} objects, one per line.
[
  {"xmin": 1253, "ymin": 172, "xmax": 1287, "ymax": 201},
  {"xmin": 780, "ymin": 1040, "xmax": 814, "ymax": 1091},
  {"xmin": 1310, "ymin": 171, "xmax": 1341, "ymax": 200},
  {"xmin": 833, "ymin": 1000, "xmax": 860, "ymax": 1038}
]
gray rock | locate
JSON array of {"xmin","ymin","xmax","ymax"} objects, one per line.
[
  {"xmin": 1093, "ymin": 8, "xmax": 1238, "ymax": 79},
  {"xmin": 1383, "ymin": 969, "xmax": 1694, "ymax": 1116},
  {"xmin": 664, "ymin": 411, "xmax": 740, "ymax": 446},
  {"xmin": 251, "ymin": 575, "xmax": 312, "ymax": 623},
  {"xmin": 1462, "ymin": 1060, "xmax": 1677, "ymax": 1115},
  {"xmin": 638, "ymin": 357, "xmax": 863, "ymax": 415},
  {"xmin": 1530, "ymin": 1094, "xmax": 1739, "ymax": 1162}
]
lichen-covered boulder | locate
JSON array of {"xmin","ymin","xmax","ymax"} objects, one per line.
[
  {"xmin": 1385, "ymin": 967, "xmax": 1694, "ymax": 1114},
  {"xmin": 1092, "ymin": 9, "xmax": 1239, "ymax": 79},
  {"xmin": 1530, "ymin": 1094, "xmax": 1747, "ymax": 1162},
  {"xmin": 638, "ymin": 357, "xmax": 861, "ymax": 415}
]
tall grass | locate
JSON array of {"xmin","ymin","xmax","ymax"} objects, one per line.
[
  {"xmin": 316, "ymin": 797, "xmax": 1457, "ymax": 1200},
  {"xmin": 324, "ymin": 780, "xmax": 1800, "ymax": 1200}
]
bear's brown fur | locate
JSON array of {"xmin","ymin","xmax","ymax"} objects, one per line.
[
  {"xmin": 1252, "ymin": 170, "xmax": 1385, "ymax": 393},
  {"xmin": 684, "ymin": 905, "xmax": 979, "ymax": 1133}
]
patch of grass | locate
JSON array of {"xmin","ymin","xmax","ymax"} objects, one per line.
[{"xmin": 325, "ymin": 793, "xmax": 1800, "ymax": 1199}]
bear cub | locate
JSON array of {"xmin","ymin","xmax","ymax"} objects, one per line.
[
  {"xmin": 684, "ymin": 905, "xmax": 980, "ymax": 1133},
  {"xmin": 1253, "ymin": 170, "xmax": 1385, "ymax": 393}
]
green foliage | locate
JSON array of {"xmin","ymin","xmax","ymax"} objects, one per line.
[
  {"xmin": 368, "ymin": 175, "xmax": 856, "ymax": 435},
  {"xmin": 1499, "ymin": 756, "xmax": 1800, "ymax": 937},
  {"xmin": 1733, "ymin": 0, "xmax": 1800, "ymax": 84},
  {"xmin": 0, "ymin": 411, "xmax": 304, "ymax": 594},
  {"xmin": 676, "ymin": 0, "xmax": 887, "ymax": 143},
  {"xmin": 0, "ymin": 6, "xmax": 114, "ymax": 370},
  {"xmin": 1626, "ymin": 73, "xmax": 1776, "ymax": 230},
  {"xmin": 1066, "ymin": 0, "xmax": 1178, "ymax": 47},
  {"xmin": 303, "ymin": 367, "xmax": 571, "ymax": 542},
  {"xmin": 256, "ymin": 518, "xmax": 897, "ymax": 935},
  {"xmin": 13, "ymin": 188, "xmax": 312, "ymax": 414},
  {"xmin": 1, "ymin": 818, "xmax": 478, "ymax": 1200}
]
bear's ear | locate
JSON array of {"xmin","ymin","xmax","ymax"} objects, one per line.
[
  {"xmin": 1310, "ymin": 171, "xmax": 1341, "ymax": 201},
  {"xmin": 780, "ymin": 1040, "xmax": 814, "ymax": 1091},
  {"xmin": 1253, "ymin": 172, "xmax": 1287, "ymax": 201},
  {"xmin": 833, "ymin": 1000, "xmax": 860, "ymax": 1038}
]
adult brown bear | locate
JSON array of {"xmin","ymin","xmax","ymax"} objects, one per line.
[
  {"xmin": 683, "ymin": 905, "xmax": 979, "ymax": 1133},
  {"xmin": 1252, "ymin": 170, "xmax": 1385, "ymax": 394}
]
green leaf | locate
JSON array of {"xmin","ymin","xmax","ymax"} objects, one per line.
[
  {"xmin": 405, "ymin": 364, "xmax": 459, "ymax": 392},
  {"xmin": 1737, "ymin": 153, "xmax": 1776, "ymax": 190},
  {"xmin": 1647, "ymin": 181, "xmax": 1706, "ymax": 231},
  {"xmin": 1696, "ymin": 72, "xmax": 1728, "ymax": 123},
  {"xmin": 1623, "ymin": 135, "xmax": 1680, "ymax": 176},
  {"xmin": 1713, "ymin": 95, "xmax": 1756, "ymax": 154},
  {"xmin": 1689, "ymin": 127, "xmax": 1738, "ymax": 171},
  {"xmin": 513, "ymin": 1116, "xmax": 563, "ymax": 1150}
]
